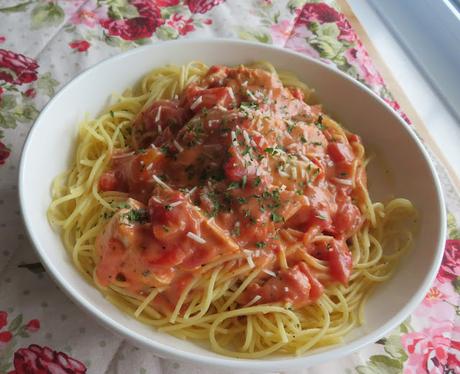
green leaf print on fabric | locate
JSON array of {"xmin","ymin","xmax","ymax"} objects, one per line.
[
  {"xmin": 356, "ymin": 355, "xmax": 402, "ymax": 374},
  {"xmin": 8, "ymin": 315, "xmax": 23, "ymax": 333},
  {"xmin": 382, "ymin": 335, "xmax": 408, "ymax": 362},
  {"xmin": 447, "ymin": 212, "xmax": 460, "ymax": 239},
  {"xmin": 156, "ymin": 25, "xmax": 179, "ymax": 40},
  {"xmin": 309, "ymin": 21, "xmax": 348, "ymax": 63},
  {"xmin": 31, "ymin": 2, "xmax": 65, "ymax": 29},
  {"xmin": 102, "ymin": 0, "xmax": 139, "ymax": 20},
  {"xmin": 37, "ymin": 72, "xmax": 59, "ymax": 97},
  {"xmin": 0, "ymin": 0, "xmax": 34, "ymax": 13},
  {"xmin": 356, "ymin": 320, "xmax": 412, "ymax": 373},
  {"xmin": 238, "ymin": 29, "xmax": 272, "ymax": 44}
]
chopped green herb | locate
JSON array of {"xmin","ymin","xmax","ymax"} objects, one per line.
[
  {"xmin": 270, "ymin": 212, "xmax": 284, "ymax": 223},
  {"xmin": 237, "ymin": 197, "xmax": 247, "ymax": 204},
  {"xmin": 124, "ymin": 209, "xmax": 149, "ymax": 224},
  {"xmin": 110, "ymin": 110, "xmax": 114, "ymax": 118},
  {"xmin": 241, "ymin": 175, "xmax": 247, "ymax": 189},
  {"xmin": 227, "ymin": 181, "xmax": 240, "ymax": 190},
  {"xmin": 255, "ymin": 241, "xmax": 266, "ymax": 248},
  {"xmin": 316, "ymin": 213, "xmax": 327, "ymax": 220}
]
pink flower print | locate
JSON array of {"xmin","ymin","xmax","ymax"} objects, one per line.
[
  {"xmin": 0, "ymin": 141, "xmax": 11, "ymax": 165},
  {"xmin": 336, "ymin": 18, "xmax": 356, "ymax": 43},
  {"xmin": 24, "ymin": 88, "xmax": 36, "ymax": 98},
  {"xmin": 166, "ymin": 14, "xmax": 195, "ymax": 36},
  {"xmin": 155, "ymin": 0, "xmax": 180, "ymax": 6},
  {"xmin": 270, "ymin": 19, "xmax": 294, "ymax": 46},
  {"xmin": 100, "ymin": 0, "xmax": 164, "ymax": 41},
  {"xmin": 69, "ymin": 40, "xmax": 91, "ymax": 52},
  {"xmin": 344, "ymin": 41, "xmax": 384, "ymax": 88},
  {"xmin": 284, "ymin": 25, "xmax": 320, "ymax": 60},
  {"xmin": 0, "ymin": 49, "xmax": 39, "ymax": 85},
  {"xmin": 10, "ymin": 344, "xmax": 87, "ymax": 373},
  {"xmin": 402, "ymin": 322, "xmax": 460, "ymax": 374},
  {"xmin": 0, "ymin": 331, "xmax": 12, "ymax": 344},
  {"xmin": 0, "ymin": 311, "xmax": 7, "ymax": 329},
  {"xmin": 423, "ymin": 287, "xmax": 446, "ymax": 308},
  {"xmin": 416, "ymin": 280, "xmax": 459, "ymax": 324},
  {"xmin": 438, "ymin": 240, "xmax": 460, "ymax": 283},
  {"xmin": 25, "ymin": 319, "xmax": 40, "ymax": 333},
  {"xmin": 69, "ymin": 7, "xmax": 104, "ymax": 28},
  {"xmin": 0, "ymin": 36, "xmax": 5, "ymax": 43},
  {"xmin": 186, "ymin": 0, "xmax": 225, "ymax": 14},
  {"xmin": 298, "ymin": 3, "xmax": 342, "ymax": 24}
]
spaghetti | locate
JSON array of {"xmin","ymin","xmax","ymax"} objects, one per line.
[{"xmin": 48, "ymin": 61, "xmax": 417, "ymax": 357}]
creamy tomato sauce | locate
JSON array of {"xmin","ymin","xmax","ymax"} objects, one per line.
[{"xmin": 96, "ymin": 65, "xmax": 365, "ymax": 312}]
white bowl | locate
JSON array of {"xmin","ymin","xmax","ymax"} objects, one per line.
[{"xmin": 19, "ymin": 39, "xmax": 446, "ymax": 371}]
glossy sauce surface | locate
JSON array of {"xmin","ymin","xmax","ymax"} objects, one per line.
[{"xmin": 96, "ymin": 65, "xmax": 365, "ymax": 312}]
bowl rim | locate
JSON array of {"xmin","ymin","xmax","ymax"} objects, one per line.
[{"xmin": 18, "ymin": 38, "xmax": 446, "ymax": 370}]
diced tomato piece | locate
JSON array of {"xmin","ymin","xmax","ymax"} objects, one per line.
[
  {"xmin": 238, "ymin": 262, "xmax": 323, "ymax": 308},
  {"xmin": 327, "ymin": 142, "xmax": 354, "ymax": 163},
  {"xmin": 289, "ymin": 87, "xmax": 305, "ymax": 101},
  {"xmin": 181, "ymin": 246, "xmax": 214, "ymax": 270},
  {"xmin": 148, "ymin": 191, "xmax": 199, "ymax": 244},
  {"xmin": 223, "ymin": 155, "xmax": 246, "ymax": 182},
  {"xmin": 298, "ymin": 262, "xmax": 323, "ymax": 301},
  {"xmin": 189, "ymin": 87, "xmax": 234, "ymax": 112},
  {"xmin": 99, "ymin": 171, "xmax": 119, "ymax": 192},
  {"xmin": 149, "ymin": 245, "xmax": 187, "ymax": 267},
  {"xmin": 347, "ymin": 134, "xmax": 361, "ymax": 144},
  {"xmin": 334, "ymin": 192, "xmax": 363, "ymax": 237},
  {"xmin": 328, "ymin": 240, "xmax": 352, "ymax": 285},
  {"xmin": 163, "ymin": 274, "xmax": 194, "ymax": 306},
  {"xmin": 132, "ymin": 100, "xmax": 187, "ymax": 148}
]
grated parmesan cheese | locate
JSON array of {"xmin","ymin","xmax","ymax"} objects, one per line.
[
  {"xmin": 334, "ymin": 178, "xmax": 353, "ymax": 186},
  {"xmin": 242, "ymin": 130, "xmax": 251, "ymax": 146},
  {"xmin": 247, "ymin": 90, "xmax": 257, "ymax": 101},
  {"xmin": 190, "ymin": 96, "xmax": 203, "ymax": 110},
  {"xmin": 186, "ymin": 186, "xmax": 197, "ymax": 196},
  {"xmin": 243, "ymin": 294, "xmax": 262, "ymax": 307},
  {"xmin": 152, "ymin": 175, "xmax": 170, "ymax": 190},
  {"xmin": 243, "ymin": 250, "xmax": 255, "ymax": 268},
  {"xmin": 231, "ymin": 131, "xmax": 238, "ymax": 146},
  {"xmin": 262, "ymin": 269, "xmax": 276, "ymax": 277},
  {"xmin": 227, "ymin": 87, "xmax": 235, "ymax": 101},
  {"xmin": 155, "ymin": 106, "xmax": 162, "ymax": 123},
  {"xmin": 186, "ymin": 232, "xmax": 206, "ymax": 244},
  {"xmin": 278, "ymin": 168, "xmax": 289, "ymax": 178},
  {"xmin": 173, "ymin": 140, "xmax": 184, "ymax": 152}
]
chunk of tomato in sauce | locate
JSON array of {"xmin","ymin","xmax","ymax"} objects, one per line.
[
  {"xmin": 312, "ymin": 239, "xmax": 352, "ymax": 285},
  {"xmin": 288, "ymin": 87, "xmax": 305, "ymax": 101},
  {"xmin": 224, "ymin": 155, "xmax": 246, "ymax": 182},
  {"xmin": 333, "ymin": 190, "xmax": 363, "ymax": 237},
  {"xmin": 327, "ymin": 142, "xmax": 354, "ymax": 164},
  {"xmin": 239, "ymin": 262, "xmax": 323, "ymax": 308},
  {"xmin": 99, "ymin": 170, "xmax": 120, "ymax": 192},
  {"xmin": 148, "ymin": 192, "xmax": 199, "ymax": 244},
  {"xmin": 185, "ymin": 87, "xmax": 234, "ymax": 112},
  {"xmin": 329, "ymin": 240, "xmax": 352, "ymax": 285}
]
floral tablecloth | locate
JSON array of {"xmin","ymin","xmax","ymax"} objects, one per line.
[{"xmin": 0, "ymin": 1, "xmax": 459, "ymax": 373}]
